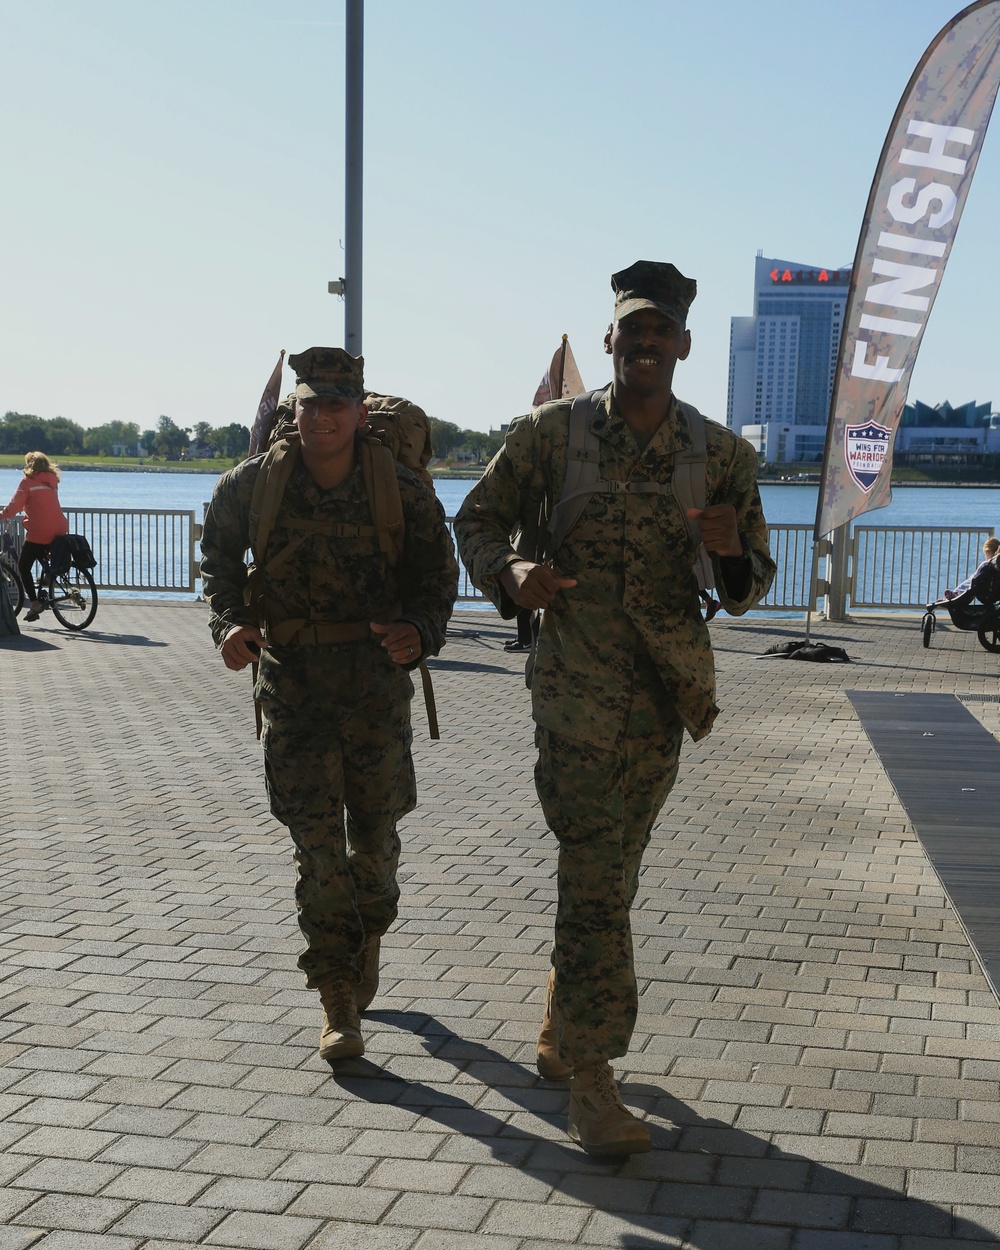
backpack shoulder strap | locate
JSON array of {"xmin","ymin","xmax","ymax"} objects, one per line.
[
  {"xmin": 245, "ymin": 439, "xmax": 301, "ymax": 639},
  {"xmin": 248, "ymin": 438, "xmax": 300, "ymax": 563},
  {"xmin": 358, "ymin": 437, "xmax": 438, "ymax": 734},
  {"xmin": 359, "ymin": 437, "xmax": 405, "ymax": 567},
  {"xmin": 673, "ymin": 401, "xmax": 714, "ymax": 592},
  {"xmin": 546, "ymin": 387, "xmax": 608, "ymax": 558}
]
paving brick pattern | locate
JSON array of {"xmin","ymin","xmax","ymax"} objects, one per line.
[{"xmin": 1, "ymin": 602, "xmax": 999, "ymax": 1248}]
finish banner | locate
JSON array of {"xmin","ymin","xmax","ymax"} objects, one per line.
[{"xmin": 816, "ymin": 1, "xmax": 1000, "ymax": 539}]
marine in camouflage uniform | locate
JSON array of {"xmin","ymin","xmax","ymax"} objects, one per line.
[
  {"xmin": 455, "ymin": 261, "xmax": 775, "ymax": 1155},
  {"xmin": 201, "ymin": 347, "xmax": 458, "ymax": 1062}
]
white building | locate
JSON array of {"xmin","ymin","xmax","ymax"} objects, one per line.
[{"xmin": 895, "ymin": 401, "xmax": 1000, "ymax": 462}]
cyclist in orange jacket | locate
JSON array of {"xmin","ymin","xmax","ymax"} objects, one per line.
[{"xmin": 1, "ymin": 451, "xmax": 70, "ymax": 620}]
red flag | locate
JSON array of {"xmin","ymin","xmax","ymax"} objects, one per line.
[
  {"xmin": 816, "ymin": 1, "xmax": 1000, "ymax": 537},
  {"xmin": 532, "ymin": 335, "xmax": 586, "ymax": 406},
  {"xmin": 248, "ymin": 350, "xmax": 286, "ymax": 457}
]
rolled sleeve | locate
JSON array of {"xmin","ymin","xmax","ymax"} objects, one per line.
[
  {"xmin": 200, "ymin": 463, "xmax": 258, "ymax": 647},
  {"xmin": 454, "ymin": 415, "xmax": 546, "ymax": 616},
  {"xmin": 710, "ymin": 442, "xmax": 775, "ymax": 617}
]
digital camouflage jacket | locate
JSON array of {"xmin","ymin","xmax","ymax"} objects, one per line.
[
  {"xmin": 201, "ymin": 448, "xmax": 458, "ymax": 663},
  {"xmin": 454, "ymin": 391, "xmax": 775, "ymax": 746}
]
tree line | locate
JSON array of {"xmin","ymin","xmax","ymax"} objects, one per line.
[
  {"xmin": 426, "ymin": 417, "xmax": 504, "ymax": 462},
  {"xmin": 2, "ymin": 409, "xmax": 507, "ymax": 466},
  {"xmin": 0, "ymin": 412, "xmax": 251, "ymax": 460}
]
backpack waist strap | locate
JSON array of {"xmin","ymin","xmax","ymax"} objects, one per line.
[
  {"xmin": 269, "ymin": 595, "xmax": 404, "ymax": 647},
  {"xmin": 269, "ymin": 618, "xmax": 373, "ymax": 647}
]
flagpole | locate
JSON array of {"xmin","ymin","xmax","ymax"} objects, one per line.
[
  {"xmin": 555, "ymin": 334, "xmax": 568, "ymax": 399},
  {"xmin": 344, "ymin": 0, "xmax": 364, "ymax": 356},
  {"xmin": 804, "ymin": 540, "xmax": 822, "ymax": 641}
]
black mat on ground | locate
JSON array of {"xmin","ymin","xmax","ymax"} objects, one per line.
[{"xmin": 849, "ymin": 691, "xmax": 1000, "ymax": 1001}]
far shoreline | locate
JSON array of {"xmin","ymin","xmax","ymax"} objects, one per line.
[
  {"xmin": 4, "ymin": 461, "xmax": 1000, "ymax": 489},
  {"xmin": 57, "ymin": 466, "xmax": 1000, "ymax": 488},
  {"xmin": 55, "ymin": 462, "xmax": 222, "ymax": 475}
]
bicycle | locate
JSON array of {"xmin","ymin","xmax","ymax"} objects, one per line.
[
  {"xmin": 1, "ymin": 529, "xmax": 23, "ymax": 616},
  {"xmin": 0, "ymin": 530, "xmax": 99, "ymax": 631}
]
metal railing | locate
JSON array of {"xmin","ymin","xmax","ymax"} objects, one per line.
[
  {"xmin": 752, "ymin": 524, "xmax": 994, "ymax": 613},
  {"xmin": 64, "ymin": 509, "xmax": 200, "ymax": 593},
  {"xmin": 850, "ymin": 525, "xmax": 993, "ymax": 609},
  {"xmin": 4, "ymin": 513, "xmax": 993, "ymax": 613},
  {"xmin": 448, "ymin": 520, "xmax": 835, "ymax": 611},
  {"xmin": 759, "ymin": 525, "xmax": 814, "ymax": 611},
  {"xmin": 3, "ymin": 510, "xmax": 201, "ymax": 594},
  {"xmin": 444, "ymin": 518, "xmax": 996, "ymax": 613},
  {"xmin": 444, "ymin": 520, "xmax": 486, "ymax": 602}
]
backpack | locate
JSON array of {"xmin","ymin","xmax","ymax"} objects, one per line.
[
  {"xmin": 247, "ymin": 435, "xmax": 404, "ymax": 588},
  {"xmin": 243, "ymin": 434, "xmax": 438, "ymax": 737},
  {"xmin": 49, "ymin": 533, "xmax": 97, "ymax": 577},
  {"xmin": 516, "ymin": 390, "xmax": 718, "ymax": 688},
  {"xmin": 266, "ymin": 396, "xmax": 298, "ymax": 448},
  {"xmin": 547, "ymin": 387, "xmax": 715, "ymax": 592},
  {"xmin": 362, "ymin": 392, "xmax": 435, "ymax": 486}
]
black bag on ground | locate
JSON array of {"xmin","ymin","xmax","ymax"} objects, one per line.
[
  {"xmin": 759, "ymin": 639, "xmax": 851, "ymax": 662},
  {"xmin": 50, "ymin": 534, "xmax": 97, "ymax": 577}
]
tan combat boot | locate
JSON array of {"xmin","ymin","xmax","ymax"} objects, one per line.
[
  {"xmin": 318, "ymin": 977, "xmax": 364, "ymax": 1061},
  {"xmin": 568, "ymin": 1062, "xmax": 651, "ymax": 1156},
  {"xmin": 356, "ymin": 935, "xmax": 380, "ymax": 1012},
  {"xmin": 536, "ymin": 967, "xmax": 572, "ymax": 1080}
]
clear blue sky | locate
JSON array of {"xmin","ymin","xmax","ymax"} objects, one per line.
[{"xmin": 1, "ymin": 0, "xmax": 996, "ymax": 434}]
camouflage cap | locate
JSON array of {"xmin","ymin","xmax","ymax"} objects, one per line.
[
  {"xmin": 611, "ymin": 261, "xmax": 697, "ymax": 325},
  {"xmin": 288, "ymin": 347, "xmax": 365, "ymax": 400}
]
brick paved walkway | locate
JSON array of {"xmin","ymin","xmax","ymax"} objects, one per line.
[{"xmin": 1, "ymin": 602, "xmax": 999, "ymax": 1249}]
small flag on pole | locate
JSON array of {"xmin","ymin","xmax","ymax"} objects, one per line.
[
  {"xmin": 248, "ymin": 350, "xmax": 286, "ymax": 457},
  {"xmin": 532, "ymin": 335, "xmax": 585, "ymax": 406}
]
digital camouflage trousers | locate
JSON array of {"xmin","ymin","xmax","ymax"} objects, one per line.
[
  {"xmin": 534, "ymin": 658, "xmax": 684, "ymax": 1068},
  {"xmin": 258, "ymin": 646, "xmax": 416, "ymax": 990}
]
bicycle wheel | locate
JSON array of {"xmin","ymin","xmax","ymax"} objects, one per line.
[
  {"xmin": 1, "ymin": 556, "xmax": 24, "ymax": 617},
  {"xmin": 977, "ymin": 628, "xmax": 1000, "ymax": 654},
  {"xmin": 49, "ymin": 567, "xmax": 98, "ymax": 631},
  {"xmin": 921, "ymin": 612, "xmax": 934, "ymax": 649}
]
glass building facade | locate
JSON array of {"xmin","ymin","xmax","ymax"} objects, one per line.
[{"xmin": 728, "ymin": 253, "xmax": 850, "ymax": 463}]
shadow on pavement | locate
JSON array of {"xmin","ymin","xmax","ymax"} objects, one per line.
[
  {"xmin": 720, "ymin": 624, "xmax": 870, "ymax": 644},
  {"xmin": 426, "ymin": 657, "xmax": 518, "ymax": 675},
  {"xmin": 0, "ymin": 634, "xmax": 59, "ymax": 651},
  {"xmin": 332, "ymin": 1010, "xmax": 999, "ymax": 1247},
  {"xmin": 45, "ymin": 630, "xmax": 169, "ymax": 647}
]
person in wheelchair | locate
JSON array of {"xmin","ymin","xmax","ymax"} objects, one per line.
[
  {"xmin": 0, "ymin": 451, "xmax": 69, "ymax": 621},
  {"xmin": 942, "ymin": 536, "xmax": 1000, "ymax": 601},
  {"xmin": 970, "ymin": 544, "xmax": 1000, "ymax": 606}
]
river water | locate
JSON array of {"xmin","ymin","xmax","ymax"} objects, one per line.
[
  {"xmin": 3, "ymin": 467, "xmax": 1000, "ymax": 530},
  {"xmin": 4, "ymin": 467, "xmax": 997, "ymax": 612}
]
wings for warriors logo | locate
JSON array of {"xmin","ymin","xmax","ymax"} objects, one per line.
[{"xmin": 845, "ymin": 421, "xmax": 892, "ymax": 492}]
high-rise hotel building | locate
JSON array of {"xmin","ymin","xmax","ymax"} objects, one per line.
[{"xmin": 727, "ymin": 252, "xmax": 851, "ymax": 464}]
